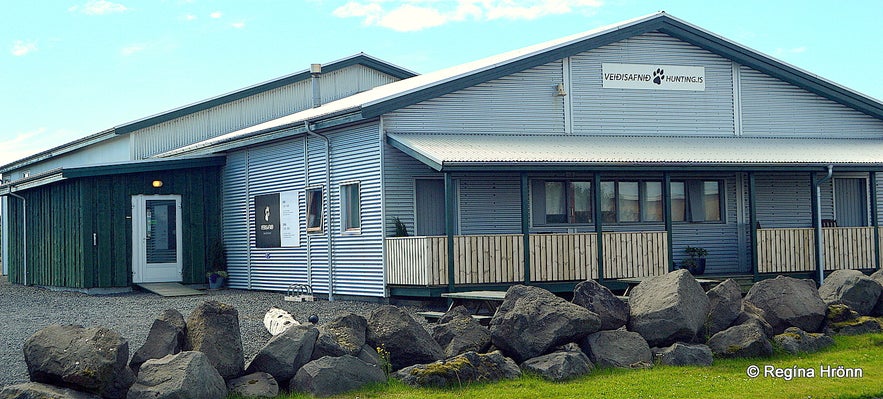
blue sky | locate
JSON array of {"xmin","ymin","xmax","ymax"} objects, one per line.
[{"xmin": 2, "ymin": 0, "xmax": 882, "ymax": 164}]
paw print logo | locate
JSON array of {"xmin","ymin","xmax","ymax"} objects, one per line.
[{"xmin": 652, "ymin": 68, "xmax": 665, "ymax": 85}]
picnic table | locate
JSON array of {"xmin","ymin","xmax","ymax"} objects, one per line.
[
  {"xmin": 418, "ymin": 290, "xmax": 507, "ymax": 323},
  {"xmin": 617, "ymin": 276, "xmax": 722, "ymax": 296}
]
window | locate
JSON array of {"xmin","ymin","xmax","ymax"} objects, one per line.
[
  {"xmin": 602, "ymin": 180, "xmax": 663, "ymax": 223},
  {"xmin": 671, "ymin": 180, "xmax": 723, "ymax": 223},
  {"xmin": 532, "ymin": 180, "xmax": 592, "ymax": 225},
  {"xmin": 306, "ymin": 188, "xmax": 323, "ymax": 233},
  {"xmin": 341, "ymin": 183, "xmax": 361, "ymax": 232}
]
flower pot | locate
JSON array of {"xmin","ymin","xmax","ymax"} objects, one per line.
[
  {"xmin": 688, "ymin": 258, "xmax": 706, "ymax": 275},
  {"xmin": 208, "ymin": 276, "xmax": 225, "ymax": 290}
]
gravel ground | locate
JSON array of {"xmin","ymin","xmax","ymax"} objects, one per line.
[{"xmin": 0, "ymin": 276, "xmax": 428, "ymax": 387}]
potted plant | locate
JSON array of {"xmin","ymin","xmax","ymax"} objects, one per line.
[
  {"xmin": 206, "ymin": 241, "xmax": 227, "ymax": 289},
  {"xmin": 681, "ymin": 246, "xmax": 708, "ymax": 275}
]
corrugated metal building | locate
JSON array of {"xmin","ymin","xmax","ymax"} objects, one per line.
[{"xmin": 3, "ymin": 13, "xmax": 883, "ymax": 297}]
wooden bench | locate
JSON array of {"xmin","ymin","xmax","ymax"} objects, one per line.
[{"xmin": 417, "ymin": 311, "xmax": 493, "ymax": 322}]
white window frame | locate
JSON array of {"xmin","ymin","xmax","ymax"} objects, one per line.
[
  {"xmin": 340, "ymin": 181, "xmax": 361, "ymax": 234},
  {"xmin": 305, "ymin": 186, "xmax": 324, "ymax": 234}
]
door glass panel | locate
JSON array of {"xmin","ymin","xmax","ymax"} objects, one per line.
[
  {"xmin": 146, "ymin": 200, "xmax": 177, "ymax": 264},
  {"xmin": 618, "ymin": 181, "xmax": 640, "ymax": 222},
  {"xmin": 571, "ymin": 181, "xmax": 592, "ymax": 223},
  {"xmin": 544, "ymin": 181, "xmax": 566, "ymax": 223},
  {"xmin": 643, "ymin": 181, "xmax": 663, "ymax": 222}
]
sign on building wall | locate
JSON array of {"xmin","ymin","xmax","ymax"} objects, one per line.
[
  {"xmin": 602, "ymin": 63, "xmax": 705, "ymax": 91},
  {"xmin": 255, "ymin": 191, "xmax": 300, "ymax": 248}
]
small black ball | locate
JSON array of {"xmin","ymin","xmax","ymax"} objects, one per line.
[{"xmin": 308, "ymin": 314, "xmax": 319, "ymax": 324}]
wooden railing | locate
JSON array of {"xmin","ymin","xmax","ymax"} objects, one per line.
[
  {"xmin": 757, "ymin": 227, "xmax": 878, "ymax": 273},
  {"xmin": 386, "ymin": 232, "xmax": 668, "ymax": 286}
]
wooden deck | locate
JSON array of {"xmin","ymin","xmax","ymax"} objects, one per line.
[{"xmin": 386, "ymin": 232, "xmax": 668, "ymax": 286}]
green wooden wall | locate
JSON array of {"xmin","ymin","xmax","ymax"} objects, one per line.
[{"xmin": 5, "ymin": 166, "xmax": 221, "ymax": 288}]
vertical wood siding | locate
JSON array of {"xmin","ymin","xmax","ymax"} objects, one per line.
[
  {"xmin": 740, "ymin": 66, "xmax": 883, "ymax": 138},
  {"xmin": 570, "ymin": 32, "xmax": 735, "ymax": 136},
  {"xmin": 5, "ymin": 167, "xmax": 221, "ymax": 288}
]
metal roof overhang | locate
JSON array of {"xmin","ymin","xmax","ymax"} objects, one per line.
[
  {"xmin": 386, "ymin": 133, "xmax": 883, "ymax": 173},
  {"xmin": 0, "ymin": 155, "xmax": 226, "ymax": 193}
]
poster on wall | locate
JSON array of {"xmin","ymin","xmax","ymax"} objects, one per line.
[
  {"xmin": 255, "ymin": 193, "xmax": 281, "ymax": 248},
  {"xmin": 280, "ymin": 190, "xmax": 300, "ymax": 247},
  {"xmin": 255, "ymin": 191, "xmax": 301, "ymax": 248}
]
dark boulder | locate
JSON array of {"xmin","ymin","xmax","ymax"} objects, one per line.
[
  {"xmin": 290, "ymin": 355, "xmax": 386, "ymax": 398},
  {"xmin": 226, "ymin": 372, "xmax": 279, "ymax": 398},
  {"xmin": 431, "ymin": 312, "xmax": 491, "ymax": 358},
  {"xmin": 394, "ymin": 351, "xmax": 521, "ymax": 388},
  {"xmin": 703, "ymin": 279, "xmax": 743, "ymax": 339},
  {"xmin": 127, "ymin": 351, "xmax": 227, "ymax": 399},
  {"xmin": 773, "ymin": 327, "xmax": 834, "ymax": 355},
  {"xmin": 572, "ymin": 279, "xmax": 629, "ymax": 330},
  {"xmin": 23, "ymin": 325, "xmax": 134, "ymax": 399},
  {"xmin": 870, "ymin": 270, "xmax": 883, "ymax": 316},
  {"xmin": 245, "ymin": 324, "xmax": 318, "ymax": 386},
  {"xmin": 734, "ymin": 301, "xmax": 774, "ymax": 338},
  {"xmin": 819, "ymin": 270, "xmax": 881, "ymax": 316},
  {"xmin": 490, "ymin": 285, "xmax": 600, "ymax": 363},
  {"xmin": 628, "ymin": 270, "xmax": 710, "ymax": 347},
  {"xmin": 519, "ymin": 350, "xmax": 593, "ymax": 381},
  {"xmin": 707, "ymin": 323, "xmax": 773, "ymax": 358},
  {"xmin": 185, "ymin": 301, "xmax": 244, "ymax": 379},
  {"xmin": 130, "ymin": 309, "xmax": 187, "ymax": 373},
  {"xmin": 311, "ymin": 313, "xmax": 367, "ymax": 360},
  {"xmin": 580, "ymin": 329, "xmax": 652, "ymax": 369},
  {"xmin": 0, "ymin": 382, "xmax": 100, "ymax": 399},
  {"xmin": 744, "ymin": 276, "xmax": 826, "ymax": 335},
  {"xmin": 652, "ymin": 343, "xmax": 713, "ymax": 366},
  {"xmin": 366, "ymin": 306, "xmax": 444, "ymax": 371}
]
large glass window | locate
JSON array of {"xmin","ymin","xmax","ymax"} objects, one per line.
[
  {"xmin": 600, "ymin": 181, "xmax": 616, "ymax": 223},
  {"xmin": 306, "ymin": 188, "xmax": 323, "ymax": 233},
  {"xmin": 341, "ymin": 183, "xmax": 361, "ymax": 231},
  {"xmin": 533, "ymin": 180, "xmax": 592, "ymax": 225},
  {"xmin": 672, "ymin": 180, "xmax": 723, "ymax": 223},
  {"xmin": 643, "ymin": 181, "xmax": 663, "ymax": 222}
]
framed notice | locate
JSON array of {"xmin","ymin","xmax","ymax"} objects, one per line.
[
  {"xmin": 280, "ymin": 190, "xmax": 300, "ymax": 247},
  {"xmin": 255, "ymin": 193, "xmax": 281, "ymax": 248},
  {"xmin": 602, "ymin": 63, "xmax": 705, "ymax": 91}
]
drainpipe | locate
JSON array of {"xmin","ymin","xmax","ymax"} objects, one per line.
[
  {"xmin": 305, "ymin": 121, "xmax": 333, "ymax": 301},
  {"xmin": 813, "ymin": 165, "xmax": 834, "ymax": 285},
  {"xmin": 8, "ymin": 191, "xmax": 27, "ymax": 286}
]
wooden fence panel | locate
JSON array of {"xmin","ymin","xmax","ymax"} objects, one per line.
[
  {"xmin": 452, "ymin": 235, "xmax": 523, "ymax": 284},
  {"xmin": 823, "ymin": 227, "xmax": 874, "ymax": 270},
  {"xmin": 530, "ymin": 233, "xmax": 599, "ymax": 282},
  {"xmin": 757, "ymin": 228, "xmax": 815, "ymax": 273},
  {"xmin": 602, "ymin": 232, "xmax": 668, "ymax": 279}
]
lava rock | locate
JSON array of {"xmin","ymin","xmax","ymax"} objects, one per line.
[
  {"xmin": 819, "ymin": 270, "xmax": 881, "ymax": 316},
  {"xmin": 519, "ymin": 350, "xmax": 593, "ymax": 381},
  {"xmin": 707, "ymin": 323, "xmax": 773, "ymax": 358},
  {"xmin": 744, "ymin": 276, "xmax": 826, "ymax": 335},
  {"xmin": 652, "ymin": 343, "xmax": 713, "ymax": 366},
  {"xmin": 290, "ymin": 355, "xmax": 385, "ymax": 398},
  {"xmin": 431, "ymin": 312, "xmax": 491, "ymax": 358},
  {"xmin": 773, "ymin": 327, "xmax": 834, "ymax": 354},
  {"xmin": 245, "ymin": 324, "xmax": 318, "ymax": 386},
  {"xmin": 127, "ymin": 351, "xmax": 227, "ymax": 399},
  {"xmin": 0, "ymin": 382, "xmax": 100, "ymax": 399},
  {"xmin": 490, "ymin": 285, "xmax": 600, "ymax": 363},
  {"xmin": 580, "ymin": 329, "xmax": 652, "ymax": 369},
  {"xmin": 130, "ymin": 309, "xmax": 187, "ymax": 373},
  {"xmin": 226, "ymin": 372, "xmax": 279, "ymax": 398},
  {"xmin": 366, "ymin": 305, "xmax": 444, "ymax": 371},
  {"xmin": 628, "ymin": 270, "xmax": 710, "ymax": 347},
  {"xmin": 703, "ymin": 279, "xmax": 743, "ymax": 339},
  {"xmin": 394, "ymin": 351, "xmax": 521, "ymax": 388},
  {"xmin": 572, "ymin": 279, "xmax": 630, "ymax": 330},
  {"xmin": 185, "ymin": 301, "xmax": 245, "ymax": 380}
]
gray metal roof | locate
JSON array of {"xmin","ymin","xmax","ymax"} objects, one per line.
[
  {"xmin": 164, "ymin": 11, "xmax": 883, "ymax": 157},
  {"xmin": 386, "ymin": 133, "xmax": 883, "ymax": 171}
]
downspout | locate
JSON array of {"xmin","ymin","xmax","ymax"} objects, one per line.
[
  {"xmin": 813, "ymin": 165, "xmax": 833, "ymax": 285},
  {"xmin": 305, "ymin": 120, "xmax": 333, "ymax": 301},
  {"xmin": 8, "ymin": 190, "xmax": 27, "ymax": 286}
]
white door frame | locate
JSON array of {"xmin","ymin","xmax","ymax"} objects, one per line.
[{"xmin": 132, "ymin": 195, "xmax": 183, "ymax": 283}]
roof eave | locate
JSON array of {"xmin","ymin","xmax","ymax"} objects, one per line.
[
  {"xmin": 0, "ymin": 129, "xmax": 116, "ymax": 174},
  {"xmin": 438, "ymin": 162, "xmax": 883, "ymax": 173}
]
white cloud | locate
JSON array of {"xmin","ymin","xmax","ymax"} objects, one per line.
[
  {"xmin": 120, "ymin": 43, "xmax": 146, "ymax": 56},
  {"xmin": 184, "ymin": 14, "xmax": 197, "ymax": 21},
  {"xmin": 210, "ymin": 11, "xmax": 222, "ymax": 18},
  {"xmin": 332, "ymin": 0, "xmax": 603, "ymax": 31},
  {"xmin": 231, "ymin": 21, "xmax": 246, "ymax": 29},
  {"xmin": 10, "ymin": 40, "xmax": 37, "ymax": 56},
  {"xmin": 68, "ymin": 0, "xmax": 128, "ymax": 15}
]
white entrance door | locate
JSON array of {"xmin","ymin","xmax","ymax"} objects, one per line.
[{"xmin": 132, "ymin": 195, "xmax": 183, "ymax": 283}]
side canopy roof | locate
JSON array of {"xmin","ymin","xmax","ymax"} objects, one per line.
[{"xmin": 165, "ymin": 11, "xmax": 883, "ymax": 157}]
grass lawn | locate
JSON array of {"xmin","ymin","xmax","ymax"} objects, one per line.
[{"xmin": 264, "ymin": 333, "xmax": 883, "ymax": 399}]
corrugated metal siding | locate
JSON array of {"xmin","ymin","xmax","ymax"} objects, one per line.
[
  {"xmin": 5, "ymin": 136, "xmax": 130, "ymax": 182},
  {"xmin": 458, "ymin": 174, "xmax": 522, "ymax": 235},
  {"xmin": 755, "ymin": 173, "xmax": 815, "ymax": 228},
  {"xmin": 1, "ymin": 197, "xmax": 8, "ymax": 275},
  {"xmin": 223, "ymin": 123, "xmax": 384, "ymax": 297},
  {"xmin": 134, "ymin": 65, "xmax": 399, "ymax": 159},
  {"xmin": 383, "ymin": 62, "xmax": 565, "ymax": 135},
  {"xmin": 382, "ymin": 143, "xmax": 443, "ymax": 237},
  {"xmin": 740, "ymin": 66, "xmax": 883, "ymax": 138},
  {"xmin": 571, "ymin": 32, "xmax": 735, "ymax": 136}
]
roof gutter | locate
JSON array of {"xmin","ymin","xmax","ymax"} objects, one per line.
[{"xmin": 813, "ymin": 165, "xmax": 834, "ymax": 285}]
